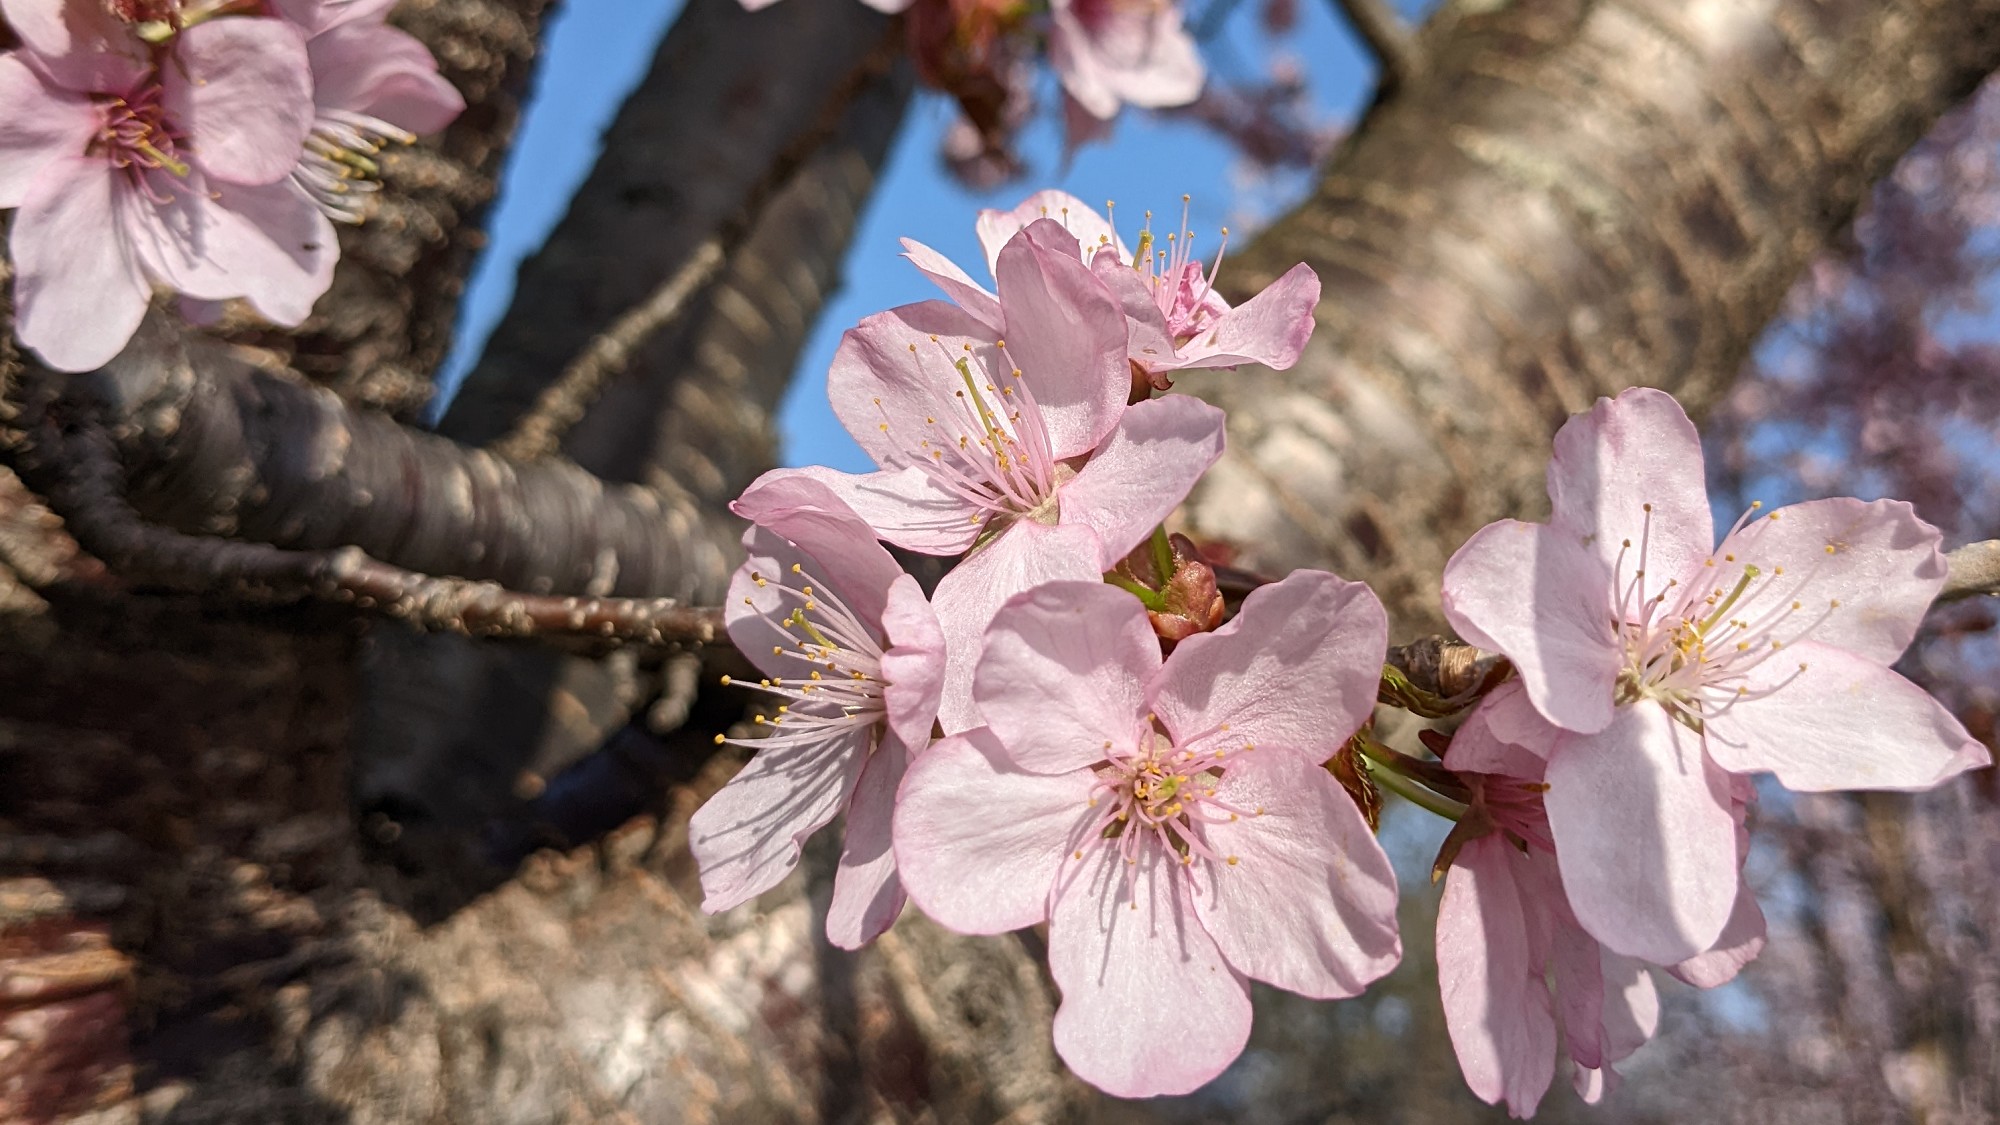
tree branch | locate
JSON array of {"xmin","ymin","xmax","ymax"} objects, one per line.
[
  {"xmin": 10, "ymin": 315, "xmax": 738, "ymax": 606},
  {"xmin": 1941, "ymin": 539, "xmax": 2000, "ymax": 602},
  {"xmin": 12, "ymin": 381, "xmax": 724, "ymax": 645},
  {"xmin": 1331, "ymin": 0, "xmax": 1420, "ymax": 90}
]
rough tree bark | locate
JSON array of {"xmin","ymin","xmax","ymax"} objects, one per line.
[{"xmin": 0, "ymin": 0, "xmax": 1996, "ymax": 1122}]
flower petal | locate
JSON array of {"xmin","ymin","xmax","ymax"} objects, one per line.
[
  {"xmin": 730, "ymin": 468, "xmax": 908, "ymax": 630},
  {"xmin": 826, "ymin": 298, "xmax": 1002, "ymax": 469},
  {"xmin": 10, "ymin": 156, "xmax": 150, "ymax": 373},
  {"xmin": 1702, "ymin": 640, "xmax": 1988, "ymax": 791},
  {"xmin": 768, "ymin": 464, "xmax": 984, "ymax": 556},
  {"xmin": 1444, "ymin": 681, "xmax": 1553, "ymax": 776},
  {"xmin": 1669, "ymin": 879, "xmax": 1766, "ymax": 989},
  {"xmin": 1048, "ymin": 846, "xmax": 1251, "ymax": 1098},
  {"xmin": 930, "ymin": 519, "xmax": 1103, "ymax": 735},
  {"xmin": 163, "ymin": 19, "xmax": 315, "ymax": 187},
  {"xmin": 825, "ymin": 734, "xmax": 907, "ymax": 949},
  {"xmin": 1150, "ymin": 569, "xmax": 1386, "ymax": 763},
  {"xmin": 994, "ymin": 220, "xmax": 1130, "ymax": 458},
  {"xmin": 1544, "ymin": 386, "xmax": 1715, "ymax": 595},
  {"xmin": 688, "ymin": 727, "xmax": 869, "ymax": 915},
  {"xmin": 975, "ymin": 580, "xmax": 1159, "ymax": 774},
  {"xmin": 307, "ymin": 22, "xmax": 463, "ymax": 134},
  {"xmin": 1190, "ymin": 749, "xmax": 1400, "ymax": 996},
  {"xmin": 1087, "ymin": 244, "xmax": 1180, "ymax": 367},
  {"xmin": 975, "ymin": 189, "xmax": 1126, "ymax": 277},
  {"xmin": 1710, "ymin": 497, "xmax": 1946, "ymax": 665},
  {"xmin": 1057, "ymin": 393, "xmax": 1226, "ymax": 567},
  {"xmin": 1441, "ymin": 519, "xmax": 1622, "ymax": 734},
  {"xmin": 1437, "ymin": 836, "xmax": 1558, "ymax": 1118},
  {"xmin": 900, "ymin": 237, "xmax": 1001, "ymax": 331},
  {"xmin": 892, "ymin": 728, "xmax": 1098, "ymax": 934},
  {"xmin": 0, "ymin": 52, "xmax": 95, "ymax": 209},
  {"xmin": 878, "ymin": 573, "xmax": 945, "ymax": 755},
  {"xmin": 0, "ymin": 0, "xmax": 148, "ymax": 92},
  {"xmin": 1156, "ymin": 263, "xmax": 1320, "ymax": 373},
  {"xmin": 1545, "ymin": 703, "xmax": 1739, "ymax": 963},
  {"xmin": 153, "ymin": 178, "xmax": 336, "ymax": 324}
]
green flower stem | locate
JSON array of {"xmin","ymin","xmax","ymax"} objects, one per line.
[{"xmin": 1358, "ymin": 750, "xmax": 1468, "ymax": 822}]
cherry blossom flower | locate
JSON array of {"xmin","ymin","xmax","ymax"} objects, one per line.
[
  {"xmin": 689, "ymin": 474, "xmax": 945, "ymax": 949},
  {"xmin": 893, "ymin": 574, "xmax": 1398, "ymax": 1097},
  {"xmin": 1434, "ymin": 683, "xmax": 1767, "ymax": 1116},
  {"xmin": 0, "ymin": 0, "xmax": 330, "ymax": 370},
  {"xmin": 806, "ymin": 220, "xmax": 1225, "ymax": 731},
  {"xmin": 274, "ymin": 0, "xmax": 466, "ymax": 224},
  {"xmin": 1046, "ymin": 0, "xmax": 1203, "ymax": 122},
  {"xmin": 1439, "ymin": 387, "xmax": 1988, "ymax": 964},
  {"xmin": 904, "ymin": 189, "xmax": 1319, "ymax": 380}
]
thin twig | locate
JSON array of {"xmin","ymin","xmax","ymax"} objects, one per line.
[
  {"xmin": 17, "ymin": 407, "xmax": 724, "ymax": 646},
  {"xmin": 490, "ymin": 239, "xmax": 726, "ymax": 462},
  {"xmin": 1332, "ymin": 0, "xmax": 1421, "ymax": 91},
  {"xmin": 1940, "ymin": 539, "xmax": 2000, "ymax": 603}
]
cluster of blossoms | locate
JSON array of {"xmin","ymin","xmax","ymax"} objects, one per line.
[
  {"xmin": 736, "ymin": 0, "xmax": 1203, "ymax": 181},
  {"xmin": 0, "ymin": 0, "xmax": 462, "ymax": 371},
  {"xmin": 689, "ymin": 191, "xmax": 1990, "ymax": 1109}
]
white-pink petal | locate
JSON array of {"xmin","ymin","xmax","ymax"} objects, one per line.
[
  {"xmin": 0, "ymin": 0, "xmax": 149, "ymax": 92},
  {"xmin": 10, "ymin": 156, "xmax": 151, "ymax": 373},
  {"xmin": 162, "ymin": 19, "xmax": 316, "ymax": 187},
  {"xmin": 892, "ymin": 729, "xmax": 1099, "ymax": 934},
  {"xmin": 1441, "ymin": 519, "xmax": 1622, "ymax": 735},
  {"xmin": 992, "ymin": 220, "xmax": 1129, "ymax": 460},
  {"xmin": 1047, "ymin": 846, "xmax": 1251, "ymax": 1098},
  {"xmin": 975, "ymin": 189, "xmax": 1128, "ymax": 277},
  {"xmin": 0, "ymin": 52, "xmax": 95, "ymax": 209},
  {"xmin": 1713, "ymin": 497, "xmax": 1946, "ymax": 665},
  {"xmin": 900, "ymin": 237, "xmax": 1001, "ymax": 331},
  {"xmin": 974, "ymin": 580, "xmax": 1158, "ymax": 774},
  {"xmin": 688, "ymin": 727, "xmax": 871, "ymax": 915},
  {"xmin": 878, "ymin": 574, "xmax": 946, "ymax": 756},
  {"xmin": 1155, "ymin": 262, "xmax": 1320, "ymax": 373},
  {"xmin": 1437, "ymin": 836, "xmax": 1558, "ymax": 1118},
  {"xmin": 1056, "ymin": 394, "xmax": 1226, "ymax": 568},
  {"xmin": 1189, "ymin": 750, "xmax": 1401, "ymax": 997},
  {"xmin": 1150, "ymin": 569, "xmax": 1386, "ymax": 763},
  {"xmin": 825, "ymin": 735, "xmax": 907, "ymax": 949},
  {"xmin": 1544, "ymin": 703, "xmax": 1740, "ymax": 963},
  {"xmin": 1702, "ymin": 641, "xmax": 1989, "ymax": 791},
  {"xmin": 929, "ymin": 519, "xmax": 1103, "ymax": 734},
  {"xmin": 1543, "ymin": 387, "xmax": 1715, "ymax": 596}
]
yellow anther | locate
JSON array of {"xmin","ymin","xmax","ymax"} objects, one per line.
[
  {"xmin": 720, "ymin": 674, "xmax": 733, "ymax": 685},
  {"xmin": 1226, "ymin": 856, "xmax": 1239, "ymax": 866},
  {"xmin": 713, "ymin": 733, "xmax": 726, "ymax": 745}
]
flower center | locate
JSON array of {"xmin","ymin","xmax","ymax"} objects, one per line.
[
  {"xmin": 1609, "ymin": 501, "xmax": 1834, "ymax": 730},
  {"xmin": 715, "ymin": 561, "xmax": 888, "ymax": 753},
  {"xmin": 293, "ymin": 110, "xmax": 418, "ymax": 225},
  {"xmin": 1071, "ymin": 721, "xmax": 1263, "ymax": 881},
  {"xmin": 98, "ymin": 88, "xmax": 190, "ymax": 183},
  {"xmin": 874, "ymin": 335, "xmax": 1062, "ymax": 528}
]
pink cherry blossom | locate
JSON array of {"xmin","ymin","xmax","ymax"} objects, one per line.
[
  {"xmin": 893, "ymin": 573, "xmax": 1398, "ymax": 1097},
  {"xmin": 1435, "ymin": 684, "xmax": 1767, "ymax": 1116},
  {"xmin": 733, "ymin": 0, "xmax": 913, "ymax": 13},
  {"xmin": 807, "ymin": 220, "xmax": 1225, "ymax": 731},
  {"xmin": 904, "ymin": 189, "xmax": 1319, "ymax": 379},
  {"xmin": 273, "ymin": 0, "xmax": 465, "ymax": 223},
  {"xmin": 0, "ymin": 1, "xmax": 330, "ymax": 370},
  {"xmin": 1046, "ymin": 0, "xmax": 1202, "ymax": 121},
  {"xmin": 1439, "ymin": 387, "xmax": 1988, "ymax": 964},
  {"xmin": 689, "ymin": 473, "xmax": 945, "ymax": 949}
]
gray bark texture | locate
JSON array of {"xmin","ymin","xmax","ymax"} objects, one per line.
[{"xmin": 0, "ymin": 0, "xmax": 1995, "ymax": 1121}]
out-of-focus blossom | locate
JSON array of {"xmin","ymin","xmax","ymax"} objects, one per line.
[
  {"xmin": 690, "ymin": 474, "xmax": 945, "ymax": 949},
  {"xmin": 1047, "ymin": 0, "xmax": 1202, "ymax": 122},
  {"xmin": 894, "ymin": 574, "xmax": 1397, "ymax": 1097},
  {"xmin": 905, "ymin": 189, "xmax": 1319, "ymax": 382},
  {"xmin": 805, "ymin": 220, "xmax": 1225, "ymax": 731},
  {"xmin": 1439, "ymin": 387, "xmax": 1988, "ymax": 964},
  {"xmin": 0, "ymin": 0, "xmax": 328, "ymax": 370}
]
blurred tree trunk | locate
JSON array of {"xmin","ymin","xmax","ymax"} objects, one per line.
[{"xmin": 1, "ymin": 0, "xmax": 1997, "ymax": 1122}]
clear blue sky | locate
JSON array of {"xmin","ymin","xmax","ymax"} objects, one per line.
[{"xmin": 429, "ymin": 0, "xmax": 1399, "ymax": 473}]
